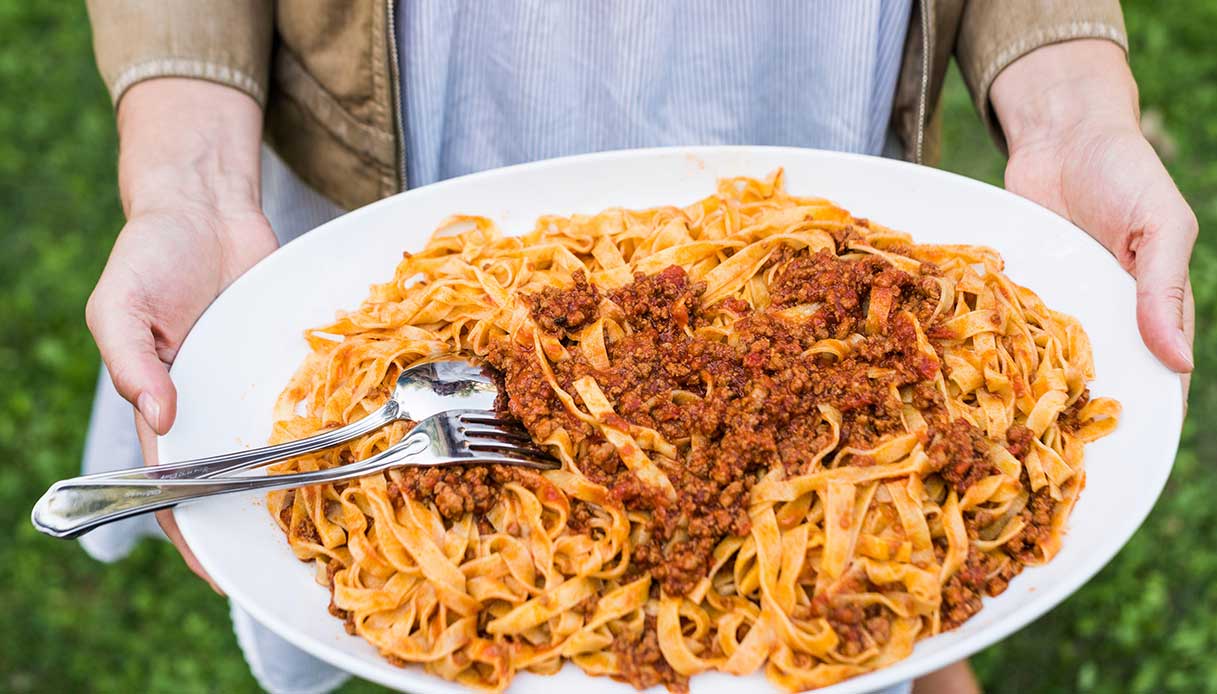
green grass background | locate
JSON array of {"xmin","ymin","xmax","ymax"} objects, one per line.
[{"xmin": 0, "ymin": 2, "xmax": 1212, "ymax": 692}]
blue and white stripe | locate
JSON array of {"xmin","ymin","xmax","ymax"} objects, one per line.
[{"xmin": 398, "ymin": 0, "xmax": 913, "ymax": 188}]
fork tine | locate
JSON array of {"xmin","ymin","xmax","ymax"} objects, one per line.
[
  {"xmin": 457, "ymin": 412, "xmax": 526, "ymax": 429},
  {"xmin": 450, "ymin": 411, "xmax": 536, "ymax": 442},
  {"xmin": 460, "ymin": 425, "xmax": 534, "ymax": 444},
  {"xmin": 439, "ymin": 410, "xmax": 558, "ymax": 468},
  {"xmin": 467, "ymin": 440, "xmax": 556, "ymax": 460}
]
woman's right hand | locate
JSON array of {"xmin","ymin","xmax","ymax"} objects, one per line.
[{"xmin": 85, "ymin": 78, "xmax": 275, "ymax": 588}]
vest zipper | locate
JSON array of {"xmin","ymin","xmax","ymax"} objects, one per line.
[
  {"xmin": 386, "ymin": 0, "xmax": 408, "ymax": 191},
  {"xmin": 915, "ymin": 0, "xmax": 932, "ymax": 164}
]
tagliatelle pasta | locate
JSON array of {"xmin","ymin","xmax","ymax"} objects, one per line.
[{"xmin": 266, "ymin": 171, "xmax": 1118, "ymax": 692}]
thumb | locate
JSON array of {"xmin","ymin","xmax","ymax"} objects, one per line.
[
  {"xmin": 86, "ymin": 296, "xmax": 179, "ymax": 435},
  {"xmin": 1133, "ymin": 213, "xmax": 1197, "ymax": 373}
]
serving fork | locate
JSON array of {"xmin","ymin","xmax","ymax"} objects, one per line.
[
  {"xmin": 33, "ymin": 408, "xmax": 558, "ymax": 539},
  {"xmin": 31, "ymin": 358, "xmax": 558, "ymax": 539},
  {"xmin": 84, "ymin": 358, "xmax": 507, "ymax": 483}
]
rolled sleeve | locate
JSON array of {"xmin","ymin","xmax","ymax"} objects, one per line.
[
  {"xmin": 86, "ymin": 0, "xmax": 273, "ymax": 108},
  {"xmin": 955, "ymin": 0, "xmax": 1128, "ymax": 152}
]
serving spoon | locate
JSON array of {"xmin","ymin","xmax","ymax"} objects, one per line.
[
  {"xmin": 30, "ymin": 357, "xmax": 557, "ymax": 538},
  {"xmin": 86, "ymin": 357, "xmax": 503, "ymax": 482},
  {"xmin": 32, "ymin": 408, "xmax": 557, "ymax": 539}
]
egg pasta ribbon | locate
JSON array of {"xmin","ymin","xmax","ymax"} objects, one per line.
[{"xmin": 267, "ymin": 171, "xmax": 1118, "ymax": 692}]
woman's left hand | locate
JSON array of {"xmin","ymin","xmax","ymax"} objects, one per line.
[{"xmin": 991, "ymin": 40, "xmax": 1196, "ymax": 395}]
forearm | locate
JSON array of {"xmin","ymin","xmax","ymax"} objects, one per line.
[
  {"xmin": 990, "ymin": 39, "xmax": 1138, "ymax": 152},
  {"xmin": 116, "ymin": 78, "xmax": 263, "ymax": 219}
]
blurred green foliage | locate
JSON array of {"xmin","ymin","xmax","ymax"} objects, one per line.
[{"xmin": 0, "ymin": 1, "xmax": 1212, "ymax": 692}]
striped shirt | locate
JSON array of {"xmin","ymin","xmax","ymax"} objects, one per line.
[{"xmin": 396, "ymin": 0, "xmax": 913, "ymax": 188}]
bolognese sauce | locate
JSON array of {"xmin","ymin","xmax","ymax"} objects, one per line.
[
  {"xmin": 476, "ymin": 244, "xmax": 1057, "ymax": 690},
  {"xmin": 270, "ymin": 175, "xmax": 1117, "ymax": 693}
]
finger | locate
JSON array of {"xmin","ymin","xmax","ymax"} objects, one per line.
[
  {"xmin": 135, "ymin": 410, "xmax": 224, "ymax": 594},
  {"xmin": 87, "ymin": 289, "xmax": 178, "ymax": 435},
  {"xmin": 1133, "ymin": 213, "xmax": 1197, "ymax": 373}
]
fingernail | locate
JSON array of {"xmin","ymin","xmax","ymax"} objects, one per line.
[
  {"xmin": 138, "ymin": 392, "xmax": 162, "ymax": 432},
  {"xmin": 1175, "ymin": 331, "xmax": 1195, "ymax": 371}
]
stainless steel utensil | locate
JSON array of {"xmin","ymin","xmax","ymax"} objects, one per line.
[
  {"xmin": 32, "ymin": 409, "xmax": 557, "ymax": 539},
  {"xmin": 90, "ymin": 357, "xmax": 501, "ymax": 483}
]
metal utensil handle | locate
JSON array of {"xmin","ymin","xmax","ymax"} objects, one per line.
[
  {"xmin": 89, "ymin": 401, "xmax": 400, "ymax": 482},
  {"xmin": 30, "ymin": 434, "xmax": 430, "ymax": 540}
]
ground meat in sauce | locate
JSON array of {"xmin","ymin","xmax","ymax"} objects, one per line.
[
  {"xmin": 490, "ymin": 250, "xmax": 949, "ymax": 597},
  {"xmin": 937, "ymin": 484, "xmax": 1060, "ymax": 630},
  {"xmin": 325, "ymin": 560, "xmax": 357, "ymax": 634},
  {"xmin": 567, "ymin": 498, "xmax": 597, "ymax": 533},
  {"xmin": 524, "ymin": 269, "xmax": 600, "ymax": 336},
  {"xmin": 825, "ymin": 602, "xmax": 897, "ymax": 657},
  {"xmin": 394, "ymin": 464, "xmax": 543, "ymax": 522},
  {"xmin": 928, "ymin": 418, "xmax": 996, "ymax": 494},
  {"xmin": 352, "ymin": 242, "xmax": 1077, "ymax": 676},
  {"xmin": 1005, "ymin": 423, "xmax": 1035, "ymax": 460},
  {"xmin": 1004, "ymin": 488, "xmax": 1056, "ymax": 563},
  {"xmin": 767, "ymin": 247, "xmax": 940, "ymax": 339},
  {"xmin": 611, "ymin": 616, "xmax": 689, "ymax": 693},
  {"xmin": 941, "ymin": 547, "xmax": 988, "ymax": 629},
  {"xmin": 611, "ymin": 264, "xmax": 704, "ymax": 330},
  {"xmin": 941, "ymin": 542, "xmax": 1026, "ymax": 629}
]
